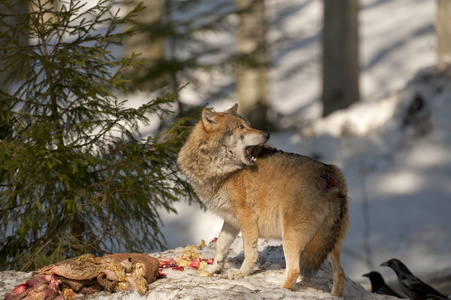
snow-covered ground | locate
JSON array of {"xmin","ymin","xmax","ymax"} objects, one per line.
[{"xmin": 157, "ymin": 0, "xmax": 451, "ymax": 292}]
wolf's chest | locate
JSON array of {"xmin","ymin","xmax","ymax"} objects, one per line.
[{"xmin": 197, "ymin": 187, "xmax": 238, "ymax": 225}]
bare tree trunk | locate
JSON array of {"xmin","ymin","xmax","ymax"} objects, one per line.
[
  {"xmin": 322, "ymin": 0, "xmax": 360, "ymax": 117},
  {"xmin": 1, "ymin": 0, "xmax": 33, "ymax": 95},
  {"xmin": 1, "ymin": 0, "xmax": 58, "ymax": 94},
  {"xmin": 436, "ymin": 0, "xmax": 451, "ymax": 64},
  {"xmin": 236, "ymin": 0, "xmax": 270, "ymax": 130},
  {"xmin": 0, "ymin": 9, "xmax": 9, "ymax": 95},
  {"xmin": 125, "ymin": 0, "xmax": 167, "ymax": 91}
]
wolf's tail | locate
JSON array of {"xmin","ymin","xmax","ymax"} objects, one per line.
[{"xmin": 300, "ymin": 167, "xmax": 349, "ymax": 278}]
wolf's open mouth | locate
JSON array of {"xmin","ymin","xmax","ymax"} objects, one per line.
[{"xmin": 245, "ymin": 146, "xmax": 257, "ymax": 164}]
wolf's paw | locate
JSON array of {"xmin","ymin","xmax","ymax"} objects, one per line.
[
  {"xmin": 204, "ymin": 264, "xmax": 221, "ymax": 274},
  {"xmin": 227, "ymin": 268, "xmax": 245, "ymax": 280}
]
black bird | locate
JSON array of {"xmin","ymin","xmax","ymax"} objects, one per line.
[
  {"xmin": 363, "ymin": 271, "xmax": 404, "ymax": 298},
  {"xmin": 381, "ymin": 258, "xmax": 448, "ymax": 300}
]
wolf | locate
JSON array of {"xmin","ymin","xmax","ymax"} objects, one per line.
[{"xmin": 177, "ymin": 104, "xmax": 349, "ymax": 297}]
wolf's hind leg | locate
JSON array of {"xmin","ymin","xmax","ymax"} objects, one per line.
[
  {"xmin": 205, "ymin": 221, "xmax": 239, "ymax": 274},
  {"xmin": 281, "ymin": 227, "xmax": 306, "ymax": 290},
  {"xmin": 328, "ymin": 240, "xmax": 345, "ymax": 297},
  {"xmin": 281, "ymin": 212, "xmax": 325, "ymax": 290}
]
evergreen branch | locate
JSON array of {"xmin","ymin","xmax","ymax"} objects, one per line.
[{"xmin": 0, "ymin": 0, "xmax": 198, "ymax": 270}]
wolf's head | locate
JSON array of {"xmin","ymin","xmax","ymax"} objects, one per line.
[{"xmin": 200, "ymin": 104, "xmax": 270, "ymax": 167}]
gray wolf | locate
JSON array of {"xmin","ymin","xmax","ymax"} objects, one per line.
[{"xmin": 177, "ymin": 104, "xmax": 349, "ymax": 297}]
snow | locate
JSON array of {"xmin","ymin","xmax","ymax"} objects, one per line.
[{"xmin": 1, "ymin": 0, "xmax": 450, "ymax": 299}]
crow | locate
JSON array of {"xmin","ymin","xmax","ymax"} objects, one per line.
[
  {"xmin": 381, "ymin": 258, "xmax": 448, "ymax": 300},
  {"xmin": 363, "ymin": 271, "xmax": 404, "ymax": 298}
]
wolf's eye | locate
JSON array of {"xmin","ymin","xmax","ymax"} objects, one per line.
[{"xmin": 238, "ymin": 124, "xmax": 245, "ymax": 129}]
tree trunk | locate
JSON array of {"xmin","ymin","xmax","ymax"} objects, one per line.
[
  {"xmin": 125, "ymin": 0, "xmax": 167, "ymax": 91},
  {"xmin": 322, "ymin": 0, "xmax": 360, "ymax": 117},
  {"xmin": 236, "ymin": 0, "xmax": 270, "ymax": 130},
  {"xmin": 436, "ymin": 0, "xmax": 451, "ymax": 64},
  {"xmin": 0, "ymin": 0, "xmax": 35, "ymax": 95}
]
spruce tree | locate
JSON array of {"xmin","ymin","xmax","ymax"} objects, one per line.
[{"xmin": 0, "ymin": 0, "xmax": 198, "ymax": 271}]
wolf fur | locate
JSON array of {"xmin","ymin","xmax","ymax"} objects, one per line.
[{"xmin": 177, "ymin": 104, "xmax": 349, "ymax": 297}]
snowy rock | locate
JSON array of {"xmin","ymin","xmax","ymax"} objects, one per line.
[{"xmin": 0, "ymin": 239, "xmax": 397, "ymax": 299}]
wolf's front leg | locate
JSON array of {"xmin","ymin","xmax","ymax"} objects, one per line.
[
  {"xmin": 205, "ymin": 221, "xmax": 240, "ymax": 274},
  {"xmin": 227, "ymin": 216, "xmax": 259, "ymax": 280}
]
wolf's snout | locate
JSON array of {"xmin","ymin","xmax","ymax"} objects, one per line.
[{"xmin": 260, "ymin": 131, "xmax": 270, "ymax": 142}]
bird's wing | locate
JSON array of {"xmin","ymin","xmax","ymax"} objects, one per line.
[
  {"xmin": 425, "ymin": 294, "xmax": 449, "ymax": 300},
  {"xmin": 401, "ymin": 274, "xmax": 422, "ymax": 290},
  {"xmin": 401, "ymin": 274, "xmax": 447, "ymax": 298}
]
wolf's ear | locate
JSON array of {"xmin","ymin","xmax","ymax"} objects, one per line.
[
  {"xmin": 225, "ymin": 103, "xmax": 238, "ymax": 114},
  {"xmin": 202, "ymin": 108, "xmax": 219, "ymax": 132}
]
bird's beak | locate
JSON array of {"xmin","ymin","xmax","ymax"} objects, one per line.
[
  {"xmin": 362, "ymin": 273, "xmax": 370, "ymax": 277},
  {"xmin": 380, "ymin": 261, "xmax": 389, "ymax": 267}
]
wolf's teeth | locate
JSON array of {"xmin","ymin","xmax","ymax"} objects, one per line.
[{"xmin": 252, "ymin": 156, "xmax": 257, "ymax": 162}]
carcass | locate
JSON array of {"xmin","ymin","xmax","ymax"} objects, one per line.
[{"xmin": 5, "ymin": 253, "xmax": 159, "ymax": 300}]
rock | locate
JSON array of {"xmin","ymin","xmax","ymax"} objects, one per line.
[{"xmin": 0, "ymin": 240, "xmax": 397, "ymax": 299}]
